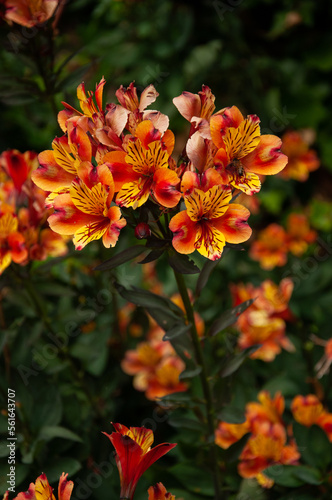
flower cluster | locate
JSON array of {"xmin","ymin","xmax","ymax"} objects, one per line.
[
  {"xmin": 215, "ymin": 391, "xmax": 300, "ymax": 488},
  {"xmin": 1, "ymin": 0, "xmax": 60, "ymax": 27},
  {"xmin": 279, "ymin": 130, "xmax": 320, "ymax": 181},
  {"xmin": 32, "ymin": 80, "xmax": 288, "ymax": 261},
  {"xmin": 121, "ymin": 264, "xmax": 204, "ymax": 400},
  {"xmin": 10, "ymin": 472, "xmax": 73, "ymax": 500},
  {"xmin": 231, "ymin": 278, "xmax": 295, "ymax": 361},
  {"xmin": 0, "ymin": 149, "xmax": 68, "ymax": 274},
  {"xmin": 249, "ymin": 212, "xmax": 317, "ymax": 270}
]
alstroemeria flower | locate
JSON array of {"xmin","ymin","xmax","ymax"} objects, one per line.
[
  {"xmin": 249, "ymin": 223, "xmax": 288, "ymax": 270},
  {"xmin": 279, "ymin": 130, "xmax": 320, "ymax": 181},
  {"xmin": 0, "ymin": 150, "xmax": 37, "ymax": 192},
  {"xmin": 116, "ymin": 82, "xmax": 169, "ymax": 135},
  {"xmin": 3, "ymin": 0, "xmax": 59, "ymax": 27},
  {"xmin": 169, "ymin": 185, "xmax": 251, "ymax": 260},
  {"xmin": 48, "ymin": 166, "xmax": 126, "ymax": 250},
  {"xmin": 14, "ymin": 473, "xmax": 73, "ymax": 500},
  {"xmin": 32, "ymin": 124, "xmax": 92, "ymax": 194},
  {"xmin": 148, "ymin": 483, "xmax": 176, "ymax": 500},
  {"xmin": 104, "ymin": 120, "xmax": 180, "ymax": 209},
  {"xmin": 173, "ymin": 85, "xmax": 216, "ymax": 139},
  {"xmin": 103, "ymin": 423, "xmax": 176, "ymax": 500},
  {"xmin": 286, "ymin": 212, "xmax": 316, "ymax": 256},
  {"xmin": 210, "ymin": 106, "xmax": 288, "ymax": 194},
  {"xmin": 0, "ymin": 212, "xmax": 27, "ymax": 274}
]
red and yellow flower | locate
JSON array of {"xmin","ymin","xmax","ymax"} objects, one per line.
[
  {"xmin": 48, "ymin": 166, "xmax": 126, "ymax": 250},
  {"xmin": 104, "ymin": 423, "xmax": 176, "ymax": 500},
  {"xmin": 14, "ymin": 473, "xmax": 73, "ymax": 500},
  {"xmin": 148, "ymin": 483, "xmax": 176, "ymax": 500},
  {"xmin": 104, "ymin": 120, "xmax": 180, "ymax": 209},
  {"xmin": 0, "ymin": 211, "xmax": 27, "ymax": 274},
  {"xmin": 210, "ymin": 106, "xmax": 288, "ymax": 195},
  {"xmin": 286, "ymin": 212, "xmax": 317, "ymax": 256},
  {"xmin": 170, "ymin": 184, "xmax": 251, "ymax": 261}
]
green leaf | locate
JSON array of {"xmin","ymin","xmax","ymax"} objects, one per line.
[
  {"xmin": 217, "ymin": 406, "xmax": 246, "ymax": 424},
  {"xmin": 138, "ymin": 249, "xmax": 164, "ymax": 264},
  {"xmin": 162, "ymin": 323, "xmax": 192, "ymax": 340},
  {"xmin": 39, "ymin": 426, "xmax": 83, "ymax": 442},
  {"xmin": 293, "ymin": 423, "xmax": 332, "ymax": 469},
  {"xmin": 168, "ymin": 252, "xmax": 200, "ymax": 274},
  {"xmin": 291, "ymin": 465, "xmax": 322, "ymax": 485},
  {"xmin": 94, "ymin": 245, "xmax": 146, "ymax": 270},
  {"xmin": 209, "ymin": 299, "xmax": 255, "ymax": 337},
  {"xmin": 179, "ymin": 366, "xmax": 202, "ymax": 380},
  {"xmin": 264, "ymin": 465, "xmax": 304, "ymax": 487},
  {"xmin": 169, "ymin": 463, "xmax": 214, "ymax": 496},
  {"xmin": 168, "ymin": 416, "xmax": 204, "ymax": 432},
  {"xmin": 220, "ymin": 347, "xmax": 259, "ymax": 378},
  {"xmin": 195, "ymin": 255, "xmax": 224, "ymax": 297}
]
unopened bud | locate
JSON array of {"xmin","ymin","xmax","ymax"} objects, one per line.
[{"xmin": 134, "ymin": 222, "xmax": 151, "ymax": 239}]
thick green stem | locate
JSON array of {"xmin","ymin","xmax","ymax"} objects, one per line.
[{"xmin": 173, "ymin": 270, "xmax": 222, "ymax": 499}]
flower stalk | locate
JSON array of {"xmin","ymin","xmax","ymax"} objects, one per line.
[{"xmin": 173, "ymin": 269, "xmax": 222, "ymax": 499}]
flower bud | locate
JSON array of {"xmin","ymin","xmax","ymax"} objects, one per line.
[{"xmin": 135, "ymin": 222, "xmax": 151, "ymax": 239}]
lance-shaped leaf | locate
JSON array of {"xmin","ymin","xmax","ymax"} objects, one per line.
[
  {"xmin": 94, "ymin": 245, "xmax": 146, "ymax": 271},
  {"xmin": 163, "ymin": 323, "xmax": 192, "ymax": 341},
  {"xmin": 168, "ymin": 252, "xmax": 200, "ymax": 275},
  {"xmin": 195, "ymin": 254, "xmax": 225, "ymax": 297},
  {"xmin": 138, "ymin": 249, "xmax": 164, "ymax": 264},
  {"xmin": 220, "ymin": 346, "xmax": 259, "ymax": 377},
  {"xmin": 217, "ymin": 407, "xmax": 246, "ymax": 424},
  {"xmin": 208, "ymin": 298, "xmax": 255, "ymax": 337}
]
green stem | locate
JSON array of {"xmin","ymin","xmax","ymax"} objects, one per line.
[{"xmin": 173, "ymin": 270, "xmax": 222, "ymax": 499}]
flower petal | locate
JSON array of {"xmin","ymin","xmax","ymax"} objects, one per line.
[
  {"xmin": 33, "ymin": 151, "xmax": 75, "ymax": 191},
  {"xmin": 169, "ymin": 211, "xmax": 197, "ymax": 255},
  {"xmin": 173, "ymin": 91, "xmax": 201, "ymax": 121},
  {"xmin": 223, "ymin": 115, "xmax": 261, "ymax": 160},
  {"xmin": 214, "ymin": 203, "xmax": 252, "ymax": 244},
  {"xmin": 152, "ymin": 168, "xmax": 181, "ymax": 208},
  {"xmin": 242, "ymin": 135, "xmax": 288, "ymax": 175}
]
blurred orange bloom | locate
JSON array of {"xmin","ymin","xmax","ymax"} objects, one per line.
[
  {"xmin": 0, "ymin": 212, "xmax": 27, "ymax": 274},
  {"xmin": 286, "ymin": 212, "xmax": 317, "ymax": 256},
  {"xmin": 216, "ymin": 391, "xmax": 300, "ymax": 488},
  {"xmin": 148, "ymin": 483, "xmax": 176, "ymax": 500},
  {"xmin": 232, "ymin": 279, "xmax": 295, "ymax": 361},
  {"xmin": 279, "ymin": 130, "xmax": 320, "ymax": 181},
  {"xmin": 3, "ymin": 0, "xmax": 59, "ymax": 27},
  {"xmin": 291, "ymin": 394, "xmax": 332, "ymax": 442},
  {"xmin": 249, "ymin": 223, "xmax": 288, "ymax": 270}
]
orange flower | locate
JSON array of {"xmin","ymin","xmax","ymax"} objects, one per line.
[
  {"xmin": 239, "ymin": 421, "xmax": 300, "ymax": 487},
  {"xmin": 104, "ymin": 120, "xmax": 180, "ymax": 209},
  {"xmin": 246, "ymin": 391, "xmax": 285, "ymax": 430},
  {"xmin": 121, "ymin": 341, "xmax": 167, "ymax": 376},
  {"xmin": 14, "ymin": 473, "xmax": 73, "ymax": 500},
  {"xmin": 3, "ymin": 0, "xmax": 59, "ymax": 27},
  {"xmin": 144, "ymin": 357, "xmax": 188, "ymax": 401},
  {"xmin": 291, "ymin": 394, "xmax": 324, "ymax": 426},
  {"xmin": 0, "ymin": 212, "xmax": 27, "ymax": 274},
  {"xmin": 286, "ymin": 212, "xmax": 317, "ymax": 256},
  {"xmin": 170, "ymin": 185, "xmax": 251, "ymax": 261},
  {"xmin": 210, "ymin": 106, "xmax": 288, "ymax": 195},
  {"xmin": 232, "ymin": 279, "xmax": 295, "ymax": 361},
  {"xmin": 249, "ymin": 223, "xmax": 288, "ymax": 270},
  {"xmin": 215, "ymin": 421, "xmax": 249, "ymax": 449},
  {"xmin": 173, "ymin": 85, "xmax": 216, "ymax": 138},
  {"xmin": 148, "ymin": 483, "xmax": 176, "ymax": 500},
  {"xmin": 104, "ymin": 424, "xmax": 176, "ymax": 500},
  {"xmin": 48, "ymin": 169, "xmax": 126, "ymax": 250},
  {"xmin": 0, "ymin": 150, "xmax": 37, "ymax": 192},
  {"xmin": 279, "ymin": 130, "xmax": 320, "ymax": 181}
]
